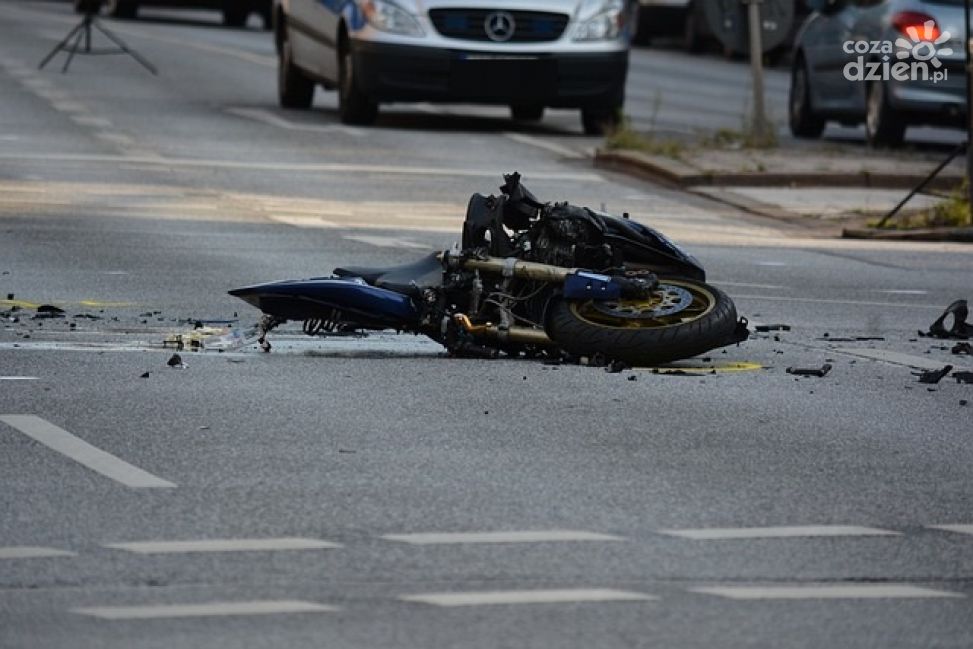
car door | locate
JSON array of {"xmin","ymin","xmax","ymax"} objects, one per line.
[{"xmin": 802, "ymin": 0, "xmax": 861, "ymax": 110}]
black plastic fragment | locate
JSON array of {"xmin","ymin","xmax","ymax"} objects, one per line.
[
  {"xmin": 912, "ymin": 365, "xmax": 953, "ymax": 384},
  {"xmin": 952, "ymin": 342, "xmax": 973, "ymax": 355},
  {"xmin": 755, "ymin": 324, "xmax": 790, "ymax": 332},
  {"xmin": 786, "ymin": 364, "xmax": 832, "ymax": 377},
  {"xmin": 166, "ymin": 354, "xmax": 183, "ymax": 367},
  {"xmin": 606, "ymin": 360, "xmax": 630, "ymax": 373},
  {"xmin": 32, "ymin": 305, "xmax": 66, "ymax": 319},
  {"xmin": 920, "ymin": 300, "xmax": 973, "ymax": 339},
  {"xmin": 953, "ymin": 371, "xmax": 973, "ymax": 385}
]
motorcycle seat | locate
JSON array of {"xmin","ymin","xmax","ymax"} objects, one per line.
[{"xmin": 333, "ymin": 252, "xmax": 442, "ymax": 298}]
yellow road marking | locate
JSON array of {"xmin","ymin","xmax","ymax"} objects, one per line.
[
  {"xmin": 1, "ymin": 299, "xmax": 135, "ymax": 309},
  {"xmin": 0, "ymin": 299, "xmax": 40, "ymax": 309},
  {"xmin": 637, "ymin": 361, "xmax": 764, "ymax": 374}
]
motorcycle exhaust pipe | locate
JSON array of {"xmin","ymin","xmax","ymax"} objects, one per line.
[
  {"xmin": 445, "ymin": 254, "xmax": 577, "ymax": 283},
  {"xmin": 453, "ymin": 314, "xmax": 553, "ymax": 346}
]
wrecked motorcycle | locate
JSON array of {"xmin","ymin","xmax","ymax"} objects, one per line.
[{"xmin": 229, "ymin": 173, "xmax": 746, "ymax": 365}]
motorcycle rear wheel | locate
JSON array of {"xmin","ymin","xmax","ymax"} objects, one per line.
[{"xmin": 545, "ymin": 278, "xmax": 738, "ymax": 365}]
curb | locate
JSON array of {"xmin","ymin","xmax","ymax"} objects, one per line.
[
  {"xmin": 841, "ymin": 227, "xmax": 973, "ymax": 242},
  {"xmin": 594, "ymin": 149, "xmax": 965, "ymax": 191}
]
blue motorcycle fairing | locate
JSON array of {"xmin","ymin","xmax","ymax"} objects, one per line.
[
  {"xmin": 228, "ymin": 276, "xmax": 419, "ymax": 326},
  {"xmin": 599, "ymin": 214, "xmax": 706, "ymax": 281}
]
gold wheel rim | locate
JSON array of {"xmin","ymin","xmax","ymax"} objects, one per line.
[{"xmin": 570, "ymin": 280, "xmax": 717, "ymax": 330}]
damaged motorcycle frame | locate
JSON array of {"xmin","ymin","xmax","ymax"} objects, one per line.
[{"xmin": 233, "ymin": 174, "xmax": 747, "ymax": 365}]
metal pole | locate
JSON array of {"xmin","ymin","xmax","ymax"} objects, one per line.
[
  {"xmin": 966, "ymin": 0, "xmax": 972, "ymax": 223},
  {"xmin": 745, "ymin": 0, "xmax": 768, "ymax": 143}
]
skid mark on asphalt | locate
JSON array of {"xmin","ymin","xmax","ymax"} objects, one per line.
[{"xmin": 0, "ymin": 415, "xmax": 176, "ymax": 489}]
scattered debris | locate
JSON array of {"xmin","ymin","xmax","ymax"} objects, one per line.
[
  {"xmin": 920, "ymin": 299, "xmax": 972, "ymax": 339},
  {"xmin": 166, "ymin": 354, "xmax": 184, "ymax": 368},
  {"xmin": 961, "ymin": 400, "xmax": 969, "ymax": 406},
  {"xmin": 755, "ymin": 324, "xmax": 791, "ymax": 332},
  {"xmin": 73, "ymin": 313, "xmax": 101, "ymax": 320},
  {"xmin": 953, "ymin": 371, "xmax": 973, "ymax": 385},
  {"xmin": 786, "ymin": 364, "xmax": 832, "ymax": 378},
  {"xmin": 605, "ymin": 360, "xmax": 629, "ymax": 373},
  {"xmin": 627, "ymin": 375, "xmax": 638, "ymax": 382},
  {"xmin": 952, "ymin": 342, "xmax": 973, "ymax": 355},
  {"xmin": 912, "ymin": 365, "xmax": 953, "ymax": 384},
  {"xmin": 199, "ymin": 426, "xmax": 210, "ymax": 430},
  {"xmin": 139, "ymin": 372, "xmax": 150, "ymax": 379},
  {"xmin": 32, "ymin": 305, "xmax": 65, "ymax": 319}
]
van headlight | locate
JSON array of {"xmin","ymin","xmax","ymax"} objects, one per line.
[
  {"xmin": 359, "ymin": 0, "xmax": 424, "ymax": 36},
  {"xmin": 573, "ymin": 0, "xmax": 626, "ymax": 41}
]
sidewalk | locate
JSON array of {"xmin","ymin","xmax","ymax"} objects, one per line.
[{"xmin": 595, "ymin": 138, "xmax": 973, "ymax": 242}]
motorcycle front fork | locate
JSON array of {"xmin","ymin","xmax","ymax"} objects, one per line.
[{"xmin": 257, "ymin": 314, "xmax": 284, "ymax": 352}]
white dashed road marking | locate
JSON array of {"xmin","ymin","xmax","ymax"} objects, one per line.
[
  {"xmin": 0, "ymin": 546, "xmax": 76, "ymax": 559},
  {"xmin": 382, "ymin": 530, "xmax": 623, "ymax": 545},
  {"xmin": 877, "ymin": 289, "xmax": 928, "ymax": 295},
  {"xmin": 0, "ymin": 415, "xmax": 176, "ymax": 489},
  {"xmin": 928, "ymin": 524, "xmax": 973, "ymax": 536},
  {"xmin": 658, "ymin": 525, "xmax": 901, "ymax": 540},
  {"xmin": 71, "ymin": 600, "xmax": 338, "ymax": 620},
  {"xmin": 691, "ymin": 585, "xmax": 964, "ymax": 600},
  {"xmin": 0, "ymin": 376, "xmax": 38, "ymax": 380},
  {"xmin": 502, "ymin": 132, "xmax": 585, "ymax": 159},
  {"xmin": 104, "ymin": 538, "xmax": 341, "ymax": 554},
  {"xmin": 400, "ymin": 589, "xmax": 656, "ymax": 607},
  {"xmin": 226, "ymin": 107, "xmax": 364, "ymax": 137}
]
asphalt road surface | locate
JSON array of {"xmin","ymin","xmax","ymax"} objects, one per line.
[{"xmin": 1, "ymin": 2, "xmax": 972, "ymax": 648}]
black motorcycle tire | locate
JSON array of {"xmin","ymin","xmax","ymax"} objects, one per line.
[{"xmin": 545, "ymin": 278, "xmax": 738, "ymax": 366}]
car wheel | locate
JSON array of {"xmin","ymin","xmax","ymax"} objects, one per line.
[
  {"xmin": 789, "ymin": 57, "xmax": 825, "ymax": 138},
  {"xmin": 510, "ymin": 104, "xmax": 544, "ymax": 122},
  {"xmin": 683, "ymin": 2, "xmax": 702, "ymax": 53},
  {"xmin": 865, "ymin": 80, "xmax": 906, "ymax": 147},
  {"xmin": 74, "ymin": 0, "xmax": 102, "ymax": 13},
  {"xmin": 338, "ymin": 46, "xmax": 378, "ymax": 126},
  {"xmin": 105, "ymin": 0, "xmax": 138, "ymax": 19},
  {"xmin": 278, "ymin": 26, "xmax": 314, "ymax": 109},
  {"xmin": 581, "ymin": 107, "xmax": 620, "ymax": 136},
  {"xmin": 223, "ymin": 1, "xmax": 249, "ymax": 27}
]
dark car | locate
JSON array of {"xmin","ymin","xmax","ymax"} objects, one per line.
[{"xmin": 74, "ymin": 0, "xmax": 272, "ymax": 28}]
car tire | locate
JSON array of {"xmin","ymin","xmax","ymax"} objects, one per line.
[
  {"xmin": 865, "ymin": 80, "xmax": 906, "ymax": 147},
  {"xmin": 74, "ymin": 0, "xmax": 102, "ymax": 13},
  {"xmin": 683, "ymin": 2, "xmax": 703, "ymax": 53},
  {"xmin": 338, "ymin": 46, "xmax": 378, "ymax": 126},
  {"xmin": 223, "ymin": 1, "xmax": 249, "ymax": 27},
  {"xmin": 510, "ymin": 104, "xmax": 544, "ymax": 122},
  {"xmin": 581, "ymin": 107, "xmax": 620, "ymax": 136},
  {"xmin": 278, "ymin": 26, "xmax": 314, "ymax": 109},
  {"xmin": 789, "ymin": 57, "xmax": 825, "ymax": 139},
  {"xmin": 104, "ymin": 0, "xmax": 138, "ymax": 19}
]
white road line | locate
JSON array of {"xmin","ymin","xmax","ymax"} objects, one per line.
[
  {"xmin": 0, "ymin": 377, "xmax": 38, "ymax": 381},
  {"xmin": 71, "ymin": 115, "xmax": 113, "ymax": 128},
  {"xmin": 710, "ymin": 281, "xmax": 785, "ymax": 290},
  {"xmin": 51, "ymin": 101, "xmax": 87, "ymax": 113},
  {"xmin": 0, "ymin": 546, "xmax": 76, "ymax": 559},
  {"xmin": 0, "ymin": 153, "xmax": 603, "ymax": 181},
  {"xmin": 502, "ymin": 132, "xmax": 585, "ymax": 159},
  {"xmin": 343, "ymin": 235, "xmax": 429, "ymax": 250},
  {"xmin": 657, "ymin": 525, "xmax": 901, "ymax": 540},
  {"xmin": 732, "ymin": 294, "xmax": 945, "ymax": 310},
  {"xmin": 0, "ymin": 415, "xmax": 176, "ymax": 489},
  {"xmin": 834, "ymin": 348, "xmax": 971, "ymax": 372},
  {"xmin": 928, "ymin": 524, "xmax": 973, "ymax": 536},
  {"xmin": 226, "ymin": 107, "xmax": 364, "ymax": 137},
  {"xmin": 104, "ymin": 538, "xmax": 341, "ymax": 554},
  {"xmin": 877, "ymin": 289, "xmax": 928, "ymax": 295},
  {"xmin": 71, "ymin": 600, "xmax": 338, "ymax": 620},
  {"xmin": 691, "ymin": 585, "xmax": 964, "ymax": 600},
  {"xmin": 400, "ymin": 588, "xmax": 656, "ymax": 607},
  {"xmin": 382, "ymin": 530, "xmax": 624, "ymax": 545}
]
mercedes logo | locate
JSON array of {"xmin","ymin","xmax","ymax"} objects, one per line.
[{"xmin": 484, "ymin": 11, "xmax": 516, "ymax": 42}]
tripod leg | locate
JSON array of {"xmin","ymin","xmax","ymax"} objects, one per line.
[
  {"xmin": 38, "ymin": 21, "xmax": 85, "ymax": 70},
  {"xmin": 92, "ymin": 21, "xmax": 158, "ymax": 75},
  {"xmin": 875, "ymin": 141, "xmax": 966, "ymax": 228},
  {"xmin": 61, "ymin": 28, "xmax": 86, "ymax": 73}
]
